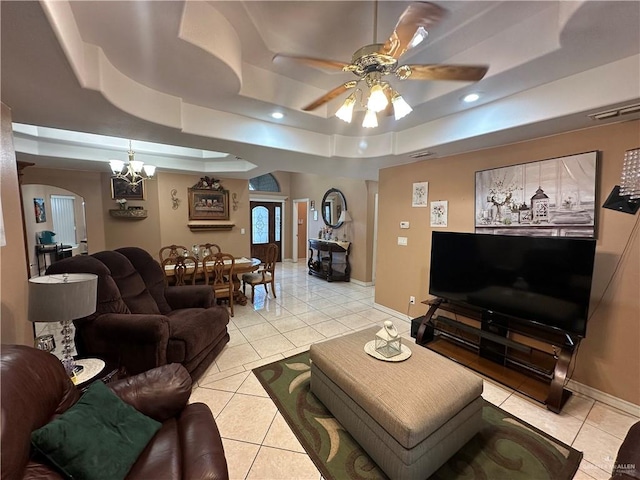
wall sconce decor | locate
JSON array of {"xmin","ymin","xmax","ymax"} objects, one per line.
[
  {"xmin": 171, "ymin": 189, "xmax": 180, "ymax": 210},
  {"xmin": 232, "ymin": 193, "xmax": 239, "ymax": 211},
  {"xmin": 310, "ymin": 200, "xmax": 316, "ymax": 211}
]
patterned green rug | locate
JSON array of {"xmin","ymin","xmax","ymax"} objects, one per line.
[{"xmin": 253, "ymin": 351, "xmax": 582, "ymax": 480}]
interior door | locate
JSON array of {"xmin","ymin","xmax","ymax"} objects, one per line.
[{"xmin": 250, "ymin": 201, "xmax": 282, "ymax": 262}]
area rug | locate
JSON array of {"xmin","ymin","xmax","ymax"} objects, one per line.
[{"xmin": 253, "ymin": 351, "xmax": 582, "ymax": 480}]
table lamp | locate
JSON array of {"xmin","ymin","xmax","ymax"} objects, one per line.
[
  {"xmin": 338, "ymin": 210, "xmax": 352, "ymax": 241},
  {"xmin": 28, "ymin": 273, "xmax": 98, "ymax": 376}
]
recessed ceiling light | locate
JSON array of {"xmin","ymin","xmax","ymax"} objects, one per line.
[
  {"xmin": 462, "ymin": 93, "xmax": 480, "ymax": 103},
  {"xmin": 271, "ymin": 112, "xmax": 284, "ymax": 119}
]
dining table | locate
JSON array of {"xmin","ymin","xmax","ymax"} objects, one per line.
[{"xmin": 163, "ymin": 256, "xmax": 261, "ymax": 305}]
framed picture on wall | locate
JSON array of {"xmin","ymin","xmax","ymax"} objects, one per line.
[
  {"xmin": 34, "ymin": 198, "xmax": 46, "ymax": 223},
  {"xmin": 412, "ymin": 182, "xmax": 428, "ymax": 207},
  {"xmin": 475, "ymin": 151, "xmax": 598, "ymax": 237},
  {"xmin": 110, "ymin": 177, "xmax": 145, "ymax": 200},
  {"xmin": 188, "ymin": 188, "xmax": 230, "ymax": 220}
]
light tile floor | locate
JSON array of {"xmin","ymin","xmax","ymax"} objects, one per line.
[
  {"xmin": 49, "ymin": 261, "xmax": 639, "ymax": 480},
  {"xmin": 189, "ymin": 261, "xmax": 639, "ymax": 479}
]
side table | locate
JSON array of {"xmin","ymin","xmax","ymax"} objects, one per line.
[{"xmin": 74, "ymin": 358, "xmax": 121, "ymax": 392}]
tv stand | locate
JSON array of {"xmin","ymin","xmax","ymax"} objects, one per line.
[{"xmin": 415, "ymin": 298, "xmax": 576, "ymax": 413}]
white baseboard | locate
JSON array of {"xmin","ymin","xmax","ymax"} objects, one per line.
[
  {"xmin": 371, "ymin": 303, "xmax": 640, "ymax": 417},
  {"xmin": 567, "ymin": 379, "xmax": 640, "ymax": 417},
  {"xmin": 373, "ymin": 302, "xmax": 413, "ymax": 322},
  {"xmin": 350, "ymin": 278, "xmax": 374, "ymax": 287}
]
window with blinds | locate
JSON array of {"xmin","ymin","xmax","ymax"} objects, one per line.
[{"xmin": 50, "ymin": 195, "xmax": 77, "ymax": 246}]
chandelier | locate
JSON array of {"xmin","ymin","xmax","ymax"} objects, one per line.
[
  {"xmin": 109, "ymin": 140, "xmax": 156, "ymax": 187},
  {"xmin": 335, "ymin": 73, "xmax": 412, "ymax": 128}
]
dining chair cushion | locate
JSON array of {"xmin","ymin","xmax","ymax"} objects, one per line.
[
  {"xmin": 93, "ymin": 251, "xmax": 161, "ymax": 315},
  {"xmin": 242, "ymin": 272, "xmax": 272, "ymax": 284}
]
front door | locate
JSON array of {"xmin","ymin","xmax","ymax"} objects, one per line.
[{"xmin": 250, "ymin": 201, "xmax": 282, "ymax": 262}]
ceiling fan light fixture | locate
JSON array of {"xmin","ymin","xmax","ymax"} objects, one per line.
[
  {"xmin": 336, "ymin": 94, "xmax": 356, "ymax": 123},
  {"xmin": 392, "ymin": 93, "xmax": 412, "ymax": 120},
  {"xmin": 362, "ymin": 109, "xmax": 378, "ymax": 128},
  {"xmin": 367, "ymin": 84, "xmax": 388, "ymax": 113}
]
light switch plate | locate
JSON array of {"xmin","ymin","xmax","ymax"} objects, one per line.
[
  {"xmin": 397, "ymin": 236, "xmax": 408, "ymax": 246},
  {"xmin": 400, "ymin": 221, "xmax": 410, "ymax": 229}
]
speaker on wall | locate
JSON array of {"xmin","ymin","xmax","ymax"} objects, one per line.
[{"xmin": 602, "ymin": 185, "xmax": 640, "ymax": 215}]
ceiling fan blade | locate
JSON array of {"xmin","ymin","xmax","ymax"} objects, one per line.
[
  {"xmin": 302, "ymin": 81, "xmax": 357, "ymax": 111},
  {"xmin": 380, "ymin": 2, "xmax": 446, "ymax": 59},
  {"xmin": 273, "ymin": 54, "xmax": 350, "ymax": 73},
  {"xmin": 397, "ymin": 64, "xmax": 488, "ymax": 81}
]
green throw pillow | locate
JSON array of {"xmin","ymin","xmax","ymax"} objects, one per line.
[{"xmin": 31, "ymin": 381, "xmax": 161, "ymax": 480}]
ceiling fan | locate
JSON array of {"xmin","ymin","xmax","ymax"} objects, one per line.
[{"xmin": 273, "ymin": 2, "xmax": 488, "ymax": 126}]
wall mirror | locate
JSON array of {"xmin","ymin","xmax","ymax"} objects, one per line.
[{"xmin": 321, "ymin": 188, "xmax": 347, "ymax": 228}]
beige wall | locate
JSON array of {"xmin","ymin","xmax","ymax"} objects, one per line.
[
  {"xmin": 290, "ymin": 173, "xmax": 377, "ymax": 283},
  {"xmin": 21, "ymin": 184, "xmax": 87, "ymax": 277},
  {"xmin": 156, "ymin": 173, "xmax": 252, "ymax": 259},
  {"xmin": 0, "ymin": 103, "xmax": 31, "ymax": 346},
  {"xmin": 376, "ymin": 120, "xmax": 640, "ymax": 405},
  {"xmin": 21, "ymin": 168, "xmax": 107, "ymax": 255}
]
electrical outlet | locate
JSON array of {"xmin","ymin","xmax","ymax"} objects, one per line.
[
  {"xmin": 410, "ymin": 296, "xmax": 415, "ymax": 305},
  {"xmin": 397, "ymin": 236, "xmax": 408, "ymax": 246}
]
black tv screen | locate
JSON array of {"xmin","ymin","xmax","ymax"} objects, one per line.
[{"xmin": 429, "ymin": 232, "xmax": 596, "ymax": 338}]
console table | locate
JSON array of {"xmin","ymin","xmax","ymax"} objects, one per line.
[
  {"xmin": 412, "ymin": 298, "xmax": 577, "ymax": 413},
  {"xmin": 308, "ymin": 239, "xmax": 350, "ymax": 282}
]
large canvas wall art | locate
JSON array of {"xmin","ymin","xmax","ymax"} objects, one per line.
[{"xmin": 475, "ymin": 151, "xmax": 598, "ymax": 237}]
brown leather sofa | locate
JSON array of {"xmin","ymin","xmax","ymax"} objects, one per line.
[
  {"xmin": 46, "ymin": 247, "xmax": 229, "ymax": 381},
  {"xmin": 611, "ymin": 420, "xmax": 640, "ymax": 480},
  {"xmin": 1, "ymin": 344, "xmax": 229, "ymax": 479}
]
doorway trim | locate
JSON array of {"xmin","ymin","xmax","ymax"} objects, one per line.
[{"xmin": 292, "ymin": 198, "xmax": 309, "ymax": 263}]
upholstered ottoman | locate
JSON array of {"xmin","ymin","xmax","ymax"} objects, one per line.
[{"xmin": 310, "ymin": 327, "xmax": 483, "ymax": 480}]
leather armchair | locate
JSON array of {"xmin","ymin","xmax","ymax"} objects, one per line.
[
  {"xmin": 611, "ymin": 421, "xmax": 640, "ymax": 479},
  {"xmin": 46, "ymin": 247, "xmax": 229, "ymax": 381},
  {"xmin": 1, "ymin": 344, "xmax": 229, "ymax": 480}
]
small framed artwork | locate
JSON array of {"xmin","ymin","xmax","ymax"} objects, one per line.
[
  {"xmin": 430, "ymin": 200, "xmax": 448, "ymax": 227},
  {"xmin": 111, "ymin": 177, "xmax": 145, "ymax": 200},
  {"xmin": 412, "ymin": 182, "xmax": 428, "ymax": 207},
  {"xmin": 34, "ymin": 198, "xmax": 46, "ymax": 223},
  {"xmin": 188, "ymin": 188, "xmax": 230, "ymax": 220}
]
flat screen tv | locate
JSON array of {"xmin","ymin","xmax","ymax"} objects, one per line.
[{"xmin": 429, "ymin": 232, "xmax": 597, "ymax": 338}]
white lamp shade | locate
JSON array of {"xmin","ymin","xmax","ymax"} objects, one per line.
[
  {"xmin": 109, "ymin": 160, "xmax": 125, "ymax": 174},
  {"xmin": 338, "ymin": 210, "xmax": 352, "ymax": 223},
  {"xmin": 362, "ymin": 109, "xmax": 378, "ymax": 128},
  {"xmin": 28, "ymin": 273, "xmax": 98, "ymax": 323},
  {"xmin": 367, "ymin": 84, "xmax": 388, "ymax": 113},
  {"xmin": 392, "ymin": 94, "xmax": 413, "ymax": 120},
  {"xmin": 143, "ymin": 164, "xmax": 156, "ymax": 177},
  {"xmin": 335, "ymin": 94, "xmax": 356, "ymax": 123}
]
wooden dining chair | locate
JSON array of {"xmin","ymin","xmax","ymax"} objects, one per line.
[
  {"xmin": 242, "ymin": 243, "xmax": 278, "ymax": 303},
  {"xmin": 159, "ymin": 244, "xmax": 188, "ymax": 264},
  {"xmin": 162, "ymin": 254, "xmax": 198, "ymax": 286},
  {"xmin": 198, "ymin": 243, "xmax": 222, "ymax": 258},
  {"xmin": 203, "ymin": 252, "xmax": 235, "ymax": 317}
]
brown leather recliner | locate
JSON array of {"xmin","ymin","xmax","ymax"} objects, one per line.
[
  {"xmin": 1, "ymin": 344, "xmax": 229, "ymax": 479},
  {"xmin": 611, "ymin": 421, "xmax": 640, "ymax": 479},
  {"xmin": 45, "ymin": 247, "xmax": 229, "ymax": 381}
]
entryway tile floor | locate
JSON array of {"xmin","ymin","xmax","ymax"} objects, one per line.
[{"xmin": 189, "ymin": 261, "xmax": 639, "ymax": 479}]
